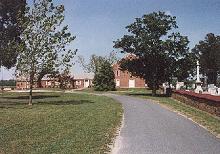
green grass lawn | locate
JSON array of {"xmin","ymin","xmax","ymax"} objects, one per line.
[
  {"xmin": 112, "ymin": 88, "xmax": 220, "ymax": 136},
  {"xmin": 78, "ymin": 87, "xmax": 147, "ymax": 94},
  {"xmin": 76, "ymin": 88, "xmax": 105, "ymax": 94},
  {"xmin": 0, "ymin": 92, "xmax": 122, "ymax": 154}
]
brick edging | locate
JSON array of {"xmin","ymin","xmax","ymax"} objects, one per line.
[{"xmin": 172, "ymin": 92, "xmax": 220, "ymax": 117}]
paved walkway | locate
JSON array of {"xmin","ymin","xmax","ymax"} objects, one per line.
[{"xmin": 109, "ymin": 94, "xmax": 220, "ymax": 154}]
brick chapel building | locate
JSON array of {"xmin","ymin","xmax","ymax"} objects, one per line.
[{"xmin": 112, "ymin": 55, "xmax": 146, "ymax": 88}]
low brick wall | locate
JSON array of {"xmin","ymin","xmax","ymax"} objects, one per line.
[{"xmin": 172, "ymin": 90, "xmax": 220, "ymax": 117}]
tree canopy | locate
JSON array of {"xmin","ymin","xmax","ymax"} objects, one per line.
[
  {"xmin": 114, "ymin": 11, "xmax": 194, "ymax": 95},
  {"xmin": 0, "ymin": 0, "xmax": 26, "ymax": 69},
  {"xmin": 192, "ymin": 33, "xmax": 220, "ymax": 85}
]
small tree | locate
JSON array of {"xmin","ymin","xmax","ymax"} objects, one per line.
[
  {"xmin": 114, "ymin": 12, "xmax": 191, "ymax": 96},
  {"xmin": 93, "ymin": 60, "xmax": 116, "ymax": 91},
  {"xmin": 56, "ymin": 69, "xmax": 72, "ymax": 90},
  {"xmin": 78, "ymin": 51, "xmax": 118, "ymax": 73},
  {"xmin": 192, "ymin": 33, "xmax": 220, "ymax": 85},
  {"xmin": 16, "ymin": 0, "xmax": 76, "ymax": 105}
]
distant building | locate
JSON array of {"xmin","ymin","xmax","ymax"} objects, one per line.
[
  {"xmin": 16, "ymin": 76, "xmax": 61, "ymax": 89},
  {"xmin": 112, "ymin": 55, "xmax": 146, "ymax": 88},
  {"xmin": 16, "ymin": 73, "xmax": 94, "ymax": 90},
  {"xmin": 73, "ymin": 73, "xmax": 94, "ymax": 89},
  {"xmin": 16, "ymin": 76, "xmax": 33, "ymax": 89}
]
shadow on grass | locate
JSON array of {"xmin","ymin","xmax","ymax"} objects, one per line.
[
  {"xmin": 2, "ymin": 95, "xmax": 60, "ymax": 100},
  {"xmin": 36, "ymin": 100, "xmax": 94, "ymax": 106},
  {"xmin": 0, "ymin": 99, "xmax": 94, "ymax": 109}
]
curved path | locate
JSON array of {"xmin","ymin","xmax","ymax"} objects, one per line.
[{"xmin": 108, "ymin": 94, "xmax": 220, "ymax": 154}]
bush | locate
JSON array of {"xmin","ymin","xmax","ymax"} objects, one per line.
[{"xmin": 93, "ymin": 60, "xmax": 116, "ymax": 91}]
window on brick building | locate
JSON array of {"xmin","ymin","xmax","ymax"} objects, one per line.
[
  {"xmin": 76, "ymin": 81, "xmax": 81, "ymax": 85},
  {"xmin": 116, "ymin": 70, "xmax": 120, "ymax": 77}
]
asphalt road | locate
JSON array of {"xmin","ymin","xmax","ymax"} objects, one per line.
[{"xmin": 109, "ymin": 94, "xmax": 220, "ymax": 154}]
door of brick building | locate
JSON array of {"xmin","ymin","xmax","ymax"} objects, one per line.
[
  {"xmin": 116, "ymin": 79, "xmax": 120, "ymax": 87},
  {"xmin": 129, "ymin": 79, "xmax": 135, "ymax": 88},
  {"xmin": 84, "ymin": 80, "xmax": 89, "ymax": 88}
]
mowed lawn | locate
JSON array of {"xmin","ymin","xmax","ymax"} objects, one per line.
[{"xmin": 0, "ymin": 92, "xmax": 122, "ymax": 154}]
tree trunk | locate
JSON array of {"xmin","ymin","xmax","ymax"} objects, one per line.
[
  {"xmin": 166, "ymin": 78, "xmax": 172, "ymax": 97},
  {"xmin": 168, "ymin": 78, "xmax": 171, "ymax": 89},
  {"xmin": 29, "ymin": 85, "xmax": 33, "ymax": 105},
  {"xmin": 152, "ymin": 81, "xmax": 157, "ymax": 96},
  {"xmin": 207, "ymin": 71, "xmax": 217, "ymax": 85},
  {"xmin": 152, "ymin": 88, "xmax": 156, "ymax": 96},
  {"xmin": 37, "ymin": 73, "xmax": 46, "ymax": 88},
  {"xmin": 37, "ymin": 76, "xmax": 42, "ymax": 88},
  {"xmin": 29, "ymin": 72, "xmax": 34, "ymax": 105},
  {"xmin": 37, "ymin": 78, "xmax": 41, "ymax": 88},
  {"xmin": 53, "ymin": 78, "xmax": 55, "ymax": 88}
]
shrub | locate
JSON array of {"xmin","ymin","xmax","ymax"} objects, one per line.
[{"xmin": 93, "ymin": 60, "xmax": 116, "ymax": 91}]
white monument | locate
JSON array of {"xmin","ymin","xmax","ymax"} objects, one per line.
[
  {"xmin": 217, "ymin": 88, "xmax": 220, "ymax": 96},
  {"xmin": 208, "ymin": 84, "xmax": 218, "ymax": 95},
  {"xmin": 195, "ymin": 61, "xmax": 203, "ymax": 93},
  {"xmin": 176, "ymin": 82, "xmax": 184, "ymax": 90},
  {"xmin": 162, "ymin": 82, "xmax": 169, "ymax": 94}
]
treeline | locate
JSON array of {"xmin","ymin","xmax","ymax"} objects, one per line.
[{"xmin": 0, "ymin": 80, "xmax": 16, "ymax": 86}]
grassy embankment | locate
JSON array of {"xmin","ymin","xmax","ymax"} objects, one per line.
[{"xmin": 0, "ymin": 92, "xmax": 122, "ymax": 154}]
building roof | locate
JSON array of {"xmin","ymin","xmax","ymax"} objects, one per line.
[
  {"xmin": 74, "ymin": 73, "xmax": 94, "ymax": 80},
  {"xmin": 17, "ymin": 73, "xmax": 94, "ymax": 81},
  {"xmin": 16, "ymin": 75, "xmax": 29, "ymax": 81},
  {"xmin": 112, "ymin": 54, "xmax": 138, "ymax": 67}
]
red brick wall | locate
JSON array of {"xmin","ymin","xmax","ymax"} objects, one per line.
[
  {"xmin": 17, "ymin": 79, "xmax": 92, "ymax": 90},
  {"xmin": 135, "ymin": 78, "xmax": 146, "ymax": 88},
  {"xmin": 16, "ymin": 81, "xmax": 38, "ymax": 89},
  {"xmin": 172, "ymin": 90, "xmax": 220, "ymax": 117},
  {"xmin": 73, "ymin": 79, "xmax": 84, "ymax": 89},
  {"xmin": 16, "ymin": 80, "xmax": 60, "ymax": 89},
  {"xmin": 113, "ymin": 63, "xmax": 145, "ymax": 88},
  {"xmin": 16, "ymin": 81, "xmax": 28, "ymax": 89},
  {"xmin": 41, "ymin": 81, "xmax": 47, "ymax": 88}
]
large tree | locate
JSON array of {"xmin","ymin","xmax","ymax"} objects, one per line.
[
  {"xmin": 192, "ymin": 33, "xmax": 220, "ymax": 85},
  {"xmin": 16, "ymin": 0, "xmax": 76, "ymax": 105},
  {"xmin": 0, "ymin": 0, "xmax": 26, "ymax": 69},
  {"xmin": 114, "ymin": 12, "xmax": 192, "ymax": 96}
]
